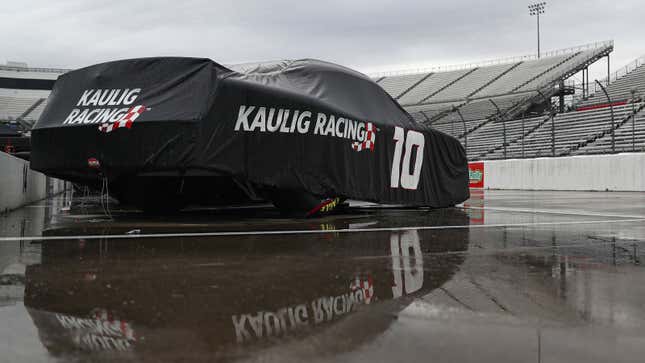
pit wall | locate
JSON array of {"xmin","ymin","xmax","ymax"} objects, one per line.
[
  {"xmin": 469, "ymin": 153, "xmax": 645, "ymax": 191},
  {"xmin": 0, "ymin": 152, "xmax": 69, "ymax": 213}
]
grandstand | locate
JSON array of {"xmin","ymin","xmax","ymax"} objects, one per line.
[
  {"xmin": 372, "ymin": 41, "xmax": 645, "ymax": 160},
  {"xmin": 0, "ymin": 63, "xmax": 67, "ymax": 159},
  {"xmin": 393, "ymin": 49, "xmax": 645, "ymax": 160},
  {"xmin": 0, "ymin": 63, "xmax": 66, "ymax": 124},
  {"xmin": 375, "ymin": 41, "xmax": 613, "ymax": 125}
]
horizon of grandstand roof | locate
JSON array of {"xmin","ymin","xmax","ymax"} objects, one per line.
[{"xmin": 1, "ymin": 0, "xmax": 643, "ymax": 81}]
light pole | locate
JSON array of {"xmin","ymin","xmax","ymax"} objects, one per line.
[{"xmin": 529, "ymin": 2, "xmax": 546, "ymax": 58}]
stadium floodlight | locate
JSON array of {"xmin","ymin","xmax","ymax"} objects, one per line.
[{"xmin": 528, "ymin": 2, "xmax": 546, "ymax": 58}]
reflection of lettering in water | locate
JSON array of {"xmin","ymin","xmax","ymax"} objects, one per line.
[
  {"xmin": 232, "ymin": 278, "xmax": 372, "ymax": 343},
  {"xmin": 55, "ymin": 309, "xmax": 136, "ymax": 351},
  {"xmin": 391, "ymin": 230, "xmax": 423, "ymax": 298}
]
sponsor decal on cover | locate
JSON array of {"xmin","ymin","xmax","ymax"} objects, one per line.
[
  {"xmin": 233, "ymin": 105, "xmax": 376, "ymax": 151},
  {"xmin": 61, "ymin": 88, "xmax": 147, "ymax": 133}
]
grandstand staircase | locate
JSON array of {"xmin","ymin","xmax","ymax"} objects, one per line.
[
  {"xmin": 417, "ymin": 110, "xmax": 432, "ymax": 124},
  {"xmin": 461, "ymin": 96, "xmax": 536, "ymax": 139},
  {"xmin": 457, "ymin": 116, "xmax": 492, "ymax": 139},
  {"xmin": 510, "ymin": 52, "xmax": 581, "ymax": 92},
  {"xmin": 418, "ymin": 68, "xmax": 478, "ymax": 104},
  {"xmin": 426, "ymin": 102, "xmax": 465, "ymax": 124},
  {"xmin": 395, "ymin": 73, "xmax": 433, "ymax": 100},
  {"xmin": 562, "ymin": 102, "xmax": 645, "ymax": 156},
  {"xmin": 20, "ymin": 98, "xmax": 45, "ymax": 120},
  {"xmin": 476, "ymin": 114, "xmax": 553, "ymax": 159}
]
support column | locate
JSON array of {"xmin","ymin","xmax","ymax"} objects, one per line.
[
  {"xmin": 559, "ymin": 80, "xmax": 565, "ymax": 113},
  {"xmin": 607, "ymin": 55, "xmax": 611, "ymax": 87},
  {"xmin": 582, "ymin": 68, "xmax": 587, "ymax": 98}
]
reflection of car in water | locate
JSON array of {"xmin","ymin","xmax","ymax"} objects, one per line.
[
  {"xmin": 30, "ymin": 58, "xmax": 469, "ymax": 216},
  {"xmin": 24, "ymin": 210, "xmax": 469, "ymax": 360}
]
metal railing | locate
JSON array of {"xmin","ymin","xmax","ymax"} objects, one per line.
[
  {"xmin": 459, "ymin": 100, "xmax": 645, "ymax": 160},
  {"xmin": 0, "ymin": 65, "xmax": 69, "ymax": 74},
  {"xmin": 581, "ymin": 54, "xmax": 645, "ymax": 99},
  {"xmin": 368, "ymin": 40, "xmax": 614, "ymax": 78},
  {"xmin": 598, "ymin": 54, "xmax": 645, "ymax": 85}
]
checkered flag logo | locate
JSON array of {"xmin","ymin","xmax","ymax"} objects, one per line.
[
  {"xmin": 351, "ymin": 122, "xmax": 376, "ymax": 152},
  {"xmin": 98, "ymin": 105, "xmax": 146, "ymax": 133},
  {"xmin": 350, "ymin": 275, "xmax": 375, "ymax": 304}
]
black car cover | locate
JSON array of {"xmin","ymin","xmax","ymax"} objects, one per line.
[{"xmin": 31, "ymin": 57, "xmax": 469, "ymax": 207}]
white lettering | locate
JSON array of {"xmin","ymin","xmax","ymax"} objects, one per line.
[
  {"xmin": 297, "ymin": 111, "xmax": 311, "ymax": 134},
  {"xmin": 63, "ymin": 109, "xmax": 80, "ymax": 124},
  {"xmin": 266, "ymin": 108, "xmax": 279, "ymax": 132},
  {"xmin": 314, "ymin": 113, "xmax": 326, "ymax": 135},
  {"xmin": 232, "ymin": 315, "xmax": 251, "ymax": 343},
  {"xmin": 123, "ymin": 88, "xmax": 141, "ymax": 105},
  {"xmin": 77, "ymin": 89, "xmax": 94, "ymax": 106},
  {"xmin": 234, "ymin": 105, "xmax": 255, "ymax": 131},
  {"xmin": 250, "ymin": 107, "xmax": 267, "ymax": 132}
]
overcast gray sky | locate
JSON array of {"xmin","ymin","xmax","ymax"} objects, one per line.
[{"xmin": 2, "ymin": 0, "xmax": 643, "ymax": 80}]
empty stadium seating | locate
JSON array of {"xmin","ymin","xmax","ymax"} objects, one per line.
[
  {"xmin": 377, "ymin": 73, "xmax": 430, "ymax": 99},
  {"xmin": 577, "ymin": 60, "xmax": 645, "ymax": 108},
  {"xmin": 462, "ymin": 115, "xmax": 549, "ymax": 158},
  {"xmin": 0, "ymin": 64, "xmax": 63, "ymax": 122},
  {"xmin": 430, "ymin": 63, "xmax": 518, "ymax": 101},
  {"xmin": 573, "ymin": 105, "xmax": 645, "ymax": 154},
  {"xmin": 397, "ymin": 68, "xmax": 473, "ymax": 105},
  {"xmin": 439, "ymin": 93, "xmax": 532, "ymax": 124},
  {"xmin": 375, "ymin": 41, "xmax": 613, "ymax": 131},
  {"xmin": 369, "ymin": 41, "xmax": 645, "ymax": 161},
  {"xmin": 471, "ymin": 54, "xmax": 571, "ymax": 97},
  {"xmin": 515, "ymin": 49, "xmax": 608, "ymax": 93},
  {"xmin": 476, "ymin": 104, "xmax": 640, "ymax": 160},
  {"xmin": 0, "ymin": 96, "xmax": 43, "ymax": 120},
  {"xmin": 436, "ymin": 53, "xmax": 645, "ymax": 161}
]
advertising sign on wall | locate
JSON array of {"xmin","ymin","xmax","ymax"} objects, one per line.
[{"xmin": 468, "ymin": 162, "xmax": 485, "ymax": 188}]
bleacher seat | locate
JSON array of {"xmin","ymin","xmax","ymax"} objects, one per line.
[
  {"xmin": 577, "ymin": 62, "xmax": 645, "ymax": 107},
  {"xmin": 377, "ymin": 73, "xmax": 430, "ymax": 99},
  {"xmin": 572, "ymin": 106, "xmax": 645, "ymax": 154},
  {"xmin": 397, "ymin": 69, "xmax": 472, "ymax": 105},
  {"xmin": 0, "ymin": 96, "xmax": 42, "ymax": 120},
  {"xmin": 483, "ymin": 104, "xmax": 637, "ymax": 159},
  {"xmin": 471, "ymin": 54, "xmax": 571, "ymax": 97},
  {"xmin": 430, "ymin": 63, "xmax": 518, "ymax": 102}
]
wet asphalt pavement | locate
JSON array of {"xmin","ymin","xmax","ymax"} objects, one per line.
[{"xmin": 1, "ymin": 190, "xmax": 645, "ymax": 362}]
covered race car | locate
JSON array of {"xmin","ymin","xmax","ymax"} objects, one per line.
[{"xmin": 30, "ymin": 57, "xmax": 469, "ymax": 215}]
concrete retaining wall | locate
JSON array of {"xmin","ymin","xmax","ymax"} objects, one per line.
[
  {"xmin": 0, "ymin": 152, "xmax": 68, "ymax": 213},
  {"xmin": 478, "ymin": 152, "xmax": 645, "ymax": 191}
]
